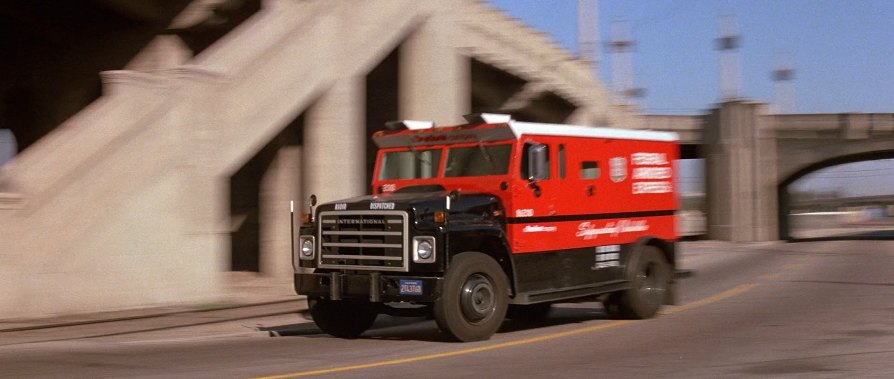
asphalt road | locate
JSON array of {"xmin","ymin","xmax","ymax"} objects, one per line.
[{"xmin": 2, "ymin": 240, "xmax": 893, "ymax": 378}]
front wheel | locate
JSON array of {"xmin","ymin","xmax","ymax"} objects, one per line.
[
  {"xmin": 434, "ymin": 252, "xmax": 509, "ymax": 342},
  {"xmin": 604, "ymin": 246, "xmax": 670, "ymax": 319},
  {"xmin": 309, "ymin": 298, "xmax": 378, "ymax": 339}
]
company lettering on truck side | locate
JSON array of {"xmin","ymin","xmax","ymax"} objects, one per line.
[{"xmin": 630, "ymin": 151, "xmax": 673, "ymax": 195}]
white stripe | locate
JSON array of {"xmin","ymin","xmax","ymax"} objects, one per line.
[{"xmin": 510, "ymin": 122, "xmax": 679, "ymax": 142}]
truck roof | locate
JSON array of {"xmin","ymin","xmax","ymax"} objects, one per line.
[
  {"xmin": 373, "ymin": 120, "xmax": 679, "ymax": 148},
  {"xmin": 510, "ymin": 122, "xmax": 679, "ymax": 142}
]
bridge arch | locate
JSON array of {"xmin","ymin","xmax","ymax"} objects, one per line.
[{"xmin": 777, "ymin": 150, "xmax": 894, "ymax": 240}]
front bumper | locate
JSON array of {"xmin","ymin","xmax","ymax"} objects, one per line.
[{"xmin": 295, "ymin": 272, "xmax": 443, "ymax": 303}]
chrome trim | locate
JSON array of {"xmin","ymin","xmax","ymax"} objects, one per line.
[
  {"xmin": 298, "ymin": 235, "xmax": 315, "ymax": 261},
  {"xmin": 323, "ymin": 231, "xmax": 401, "ymax": 236},
  {"xmin": 412, "ymin": 236, "xmax": 436, "ymax": 263},
  {"xmin": 323, "ymin": 242, "xmax": 402, "ymax": 248},
  {"xmin": 322, "ymin": 255, "xmax": 403, "ymax": 261},
  {"xmin": 317, "ymin": 210, "xmax": 409, "ymax": 272}
]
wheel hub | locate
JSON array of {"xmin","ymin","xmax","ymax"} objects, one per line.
[
  {"xmin": 460, "ymin": 274, "xmax": 495, "ymax": 323},
  {"xmin": 638, "ymin": 263, "xmax": 666, "ymax": 304}
]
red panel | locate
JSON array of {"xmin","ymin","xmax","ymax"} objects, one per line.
[{"xmin": 369, "ymin": 122, "xmax": 679, "ymax": 255}]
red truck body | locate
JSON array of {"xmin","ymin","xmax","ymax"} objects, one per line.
[
  {"xmin": 295, "ymin": 114, "xmax": 679, "ymax": 341},
  {"xmin": 371, "ymin": 120, "xmax": 678, "ymax": 255}
]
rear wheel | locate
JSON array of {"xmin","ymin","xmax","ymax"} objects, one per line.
[
  {"xmin": 309, "ymin": 298, "xmax": 378, "ymax": 339},
  {"xmin": 434, "ymin": 252, "xmax": 509, "ymax": 342},
  {"xmin": 604, "ymin": 246, "xmax": 670, "ymax": 319}
]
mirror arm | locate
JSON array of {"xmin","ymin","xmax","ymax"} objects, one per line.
[{"xmin": 527, "ymin": 181, "xmax": 542, "ymax": 197}]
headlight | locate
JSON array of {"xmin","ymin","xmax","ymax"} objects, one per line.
[
  {"xmin": 299, "ymin": 236, "xmax": 315, "ymax": 261},
  {"xmin": 417, "ymin": 241, "xmax": 433, "ymax": 259},
  {"xmin": 413, "ymin": 237, "xmax": 436, "ymax": 263}
]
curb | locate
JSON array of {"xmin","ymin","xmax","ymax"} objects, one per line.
[{"xmin": 0, "ymin": 298, "xmax": 305, "ymax": 333}]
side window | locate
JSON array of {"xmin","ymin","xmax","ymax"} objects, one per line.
[
  {"xmin": 520, "ymin": 142, "xmax": 551, "ymax": 180},
  {"xmin": 558, "ymin": 144, "xmax": 567, "ymax": 179},
  {"xmin": 581, "ymin": 161, "xmax": 600, "ymax": 179}
]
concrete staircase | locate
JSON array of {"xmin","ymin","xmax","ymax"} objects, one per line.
[{"xmin": 0, "ymin": 0, "xmax": 428, "ymax": 319}]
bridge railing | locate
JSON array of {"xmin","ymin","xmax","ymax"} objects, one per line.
[
  {"xmin": 641, "ymin": 115, "xmax": 703, "ymax": 144},
  {"xmin": 771, "ymin": 113, "xmax": 894, "ymax": 138}
]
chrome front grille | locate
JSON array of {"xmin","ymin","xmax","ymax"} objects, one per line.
[{"xmin": 317, "ymin": 211, "xmax": 409, "ymax": 271}]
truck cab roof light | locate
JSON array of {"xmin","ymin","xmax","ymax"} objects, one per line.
[
  {"xmin": 384, "ymin": 120, "xmax": 436, "ymax": 131},
  {"xmin": 463, "ymin": 113, "xmax": 512, "ymax": 125}
]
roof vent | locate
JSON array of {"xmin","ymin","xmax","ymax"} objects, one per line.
[
  {"xmin": 384, "ymin": 120, "xmax": 435, "ymax": 131},
  {"xmin": 463, "ymin": 113, "xmax": 512, "ymax": 124}
]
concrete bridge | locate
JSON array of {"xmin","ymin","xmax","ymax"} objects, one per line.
[
  {"xmin": 0, "ymin": 0, "xmax": 639, "ymax": 319},
  {"xmin": 789, "ymin": 194, "xmax": 894, "ymax": 212},
  {"xmin": 646, "ymin": 107, "xmax": 894, "ymax": 241},
  {"xmin": 0, "ymin": 0, "xmax": 892, "ymax": 319}
]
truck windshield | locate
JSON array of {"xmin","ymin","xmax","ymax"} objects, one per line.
[
  {"xmin": 444, "ymin": 144, "xmax": 512, "ymax": 177},
  {"xmin": 379, "ymin": 149, "xmax": 442, "ymax": 180}
]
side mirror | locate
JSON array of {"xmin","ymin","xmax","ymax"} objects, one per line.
[
  {"xmin": 527, "ymin": 143, "xmax": 549, "ymax": 181},
  {"xmin": 307, "ymin": 194, "xmax": 317, "ymax": 219}
]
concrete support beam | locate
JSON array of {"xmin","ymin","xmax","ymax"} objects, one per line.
[
  {"xmin": 399, "ymin": 5, "xmax": 469, "ymax": 125},
  {"xmin": 304, "ymin": 77, "xmax": 366, "ymax": 205},
  {"xmin": 260, "ymin": 144, "xmax": 301, "ymax": 279},
  {"xmin": 704, "ymin": 100, "xmax": 778, "ymax": 242},
  {"xmin": 499, "ymin": 81, "xmax": 548, "ymax": 112},
  {"xmin": 564, "ymin": 107, "xmax": 593, "ymax": 125},
  {"xmin": 124, "ymin": 35, "xmax": 192, "ymax": 71}
]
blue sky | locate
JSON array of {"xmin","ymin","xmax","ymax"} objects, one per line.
[
  {"xmin": 488, "ymin": 0, "xmax": 894, "ymax": 115},
  {"xmin": 490, "ymin": 0, "xmax": 894, "ymax": 199}
]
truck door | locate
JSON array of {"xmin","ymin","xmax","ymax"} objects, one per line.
[
  {"xmin": 510, "ymin": 141, "xmax": 560, "ymax": 253},
  {"xmin": 555, "ymin": 142, "xmax": 603, "ymax": 216}
]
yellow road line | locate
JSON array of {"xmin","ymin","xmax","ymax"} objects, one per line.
[
  {"xmin": 254, "ymin": 283, "xmax": 757, "ymax": 379},
  {"xmin": 660, "ymin": 283, "xmax": 757, "ymax": 315}
]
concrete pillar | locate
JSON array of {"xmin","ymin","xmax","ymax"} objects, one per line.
[
  {"xmin": 0, "ymin": 198, "xmax": 24, "ymax": 318},
  {"xmin": 399, "ymin": 4, "xmax": 469, "ymax": 125},
  {"xmin": 304, "ymin": 77, "xmax": 366, "ymax": 205},
  {"xmin": 178, "ymin": 67, "xmax": 229, "ymax": 296},
  {"xmin": 704, "ymin": 100, "xmax": 778, "ymax": 242},
  {"xmin": 260, "ymin": 144, "xmax": 301, "ymax": 279},
  {"xmin": 124, "ymin": 35, "xmax": 192, "ymax": 71}
]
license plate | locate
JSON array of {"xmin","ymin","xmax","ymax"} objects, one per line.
[{"xmin": 399, "ymin": 279, "xmax": 423, "ymax": 295}]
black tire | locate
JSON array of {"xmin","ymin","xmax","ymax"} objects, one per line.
[
  {"xmin": 603, "ymin": 246, "xmax": 670, "ymax": 319},
  {"xmin": 309, "ymin": 298, "xmax": 378, "ymax": 339},
  {"xmin": 506, "ymin": 303, "xmax": 551, "ymax": 321},
  {"xmin": 434, "ymin": 252, "xmax": 509, "ymax": 342}
]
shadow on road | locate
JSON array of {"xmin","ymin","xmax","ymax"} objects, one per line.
[
  {"xmin": 259, "ymin": 304, "xmax": 611, "ymax": 342},
  {"xmin": 498, "ymin": 305, "xmax": 609, "ymax": 334},
  {"xmin": 789, "ymin": 229, "xmax": 894, "ymax": 243}
]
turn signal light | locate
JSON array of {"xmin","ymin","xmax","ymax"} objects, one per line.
[
  {"xmin": 434, "ymin": 211, "xmax": 447, "ymax": 223},
  {"xmin": 301, "ymin": 213, "xmax": 312, "ymax": 224}
]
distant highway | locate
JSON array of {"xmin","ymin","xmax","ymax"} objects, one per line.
[{"xmin": 2, "ymin": 240, "xmax": 893, "ymax": 378}]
